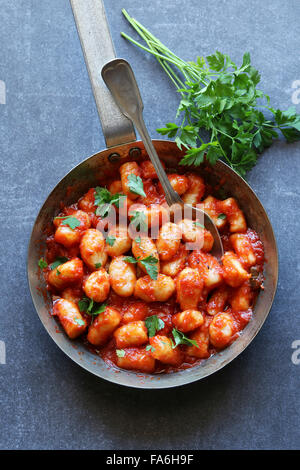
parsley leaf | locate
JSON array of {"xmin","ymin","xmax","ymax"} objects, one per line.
[
  {"xmin": 38, "ymin": 258, "xmax": 48, "ymax": 269},
  {"xmin": 106, "ymin": 235, "xmax": 116, "ymax": 247},
  {"xmin": 116, "ymin": 349, "xmax": 125, "ymax": 358},
  {"xmin": 145, "ymin": 315, "xmax": 165, "ymax": 337},
  {"xmin": 123, "ymin": 255, "xmax": 158, "ymax": 280},
  {"xmin": 218, "ymin": 213, "xmax": 226, "ymax": 220},
  {"xmin": 127, "ymin": 174, "xmax": 146, "ymax": 197},
  {"xmin": 95, "ymin": 203, "xmax": 113, "ymax": 218},
  {"xmin": 172, "ymin": 328, "xmax": 199, "ymax": 349},
  {"xmin": 94, "ymin": 186, "xmax": 126, "ymax": 217},
  {"xmin": 95, "ymin": 262, "xmax": 102, "ymax": 269},
  {"xmin": 78, "ymin": 297, "xmax": 90, "ymax": 312},
  {"xmin": 94, "ymin": 187, "xmax": 112, "ymax": 206},
  {"xmin": 78, "ymin": 296, "xmax": 107, "ymax": 321},
  {"xmin": 50, "ymin": 257, "xmax": 68, "ymax": 270},
  {"xmin": 54, "ymin": 216, "xmax": 81, "ymax": 230},
  {"xmin": 145, "ymin": 344, "xmax": 156, "ymax": 352},
  {"xmin": 194, "ymin": 221, "xmax": 205, "ymax": 229},
  {"xmin": 140, "ymin": 255, "xmax": 159, "ymax": 280},
  {"xmin": 123, "ymin": 256, "xmax": 138, "ymax": 264},
  {"xmin": 130, "ymin": 210, "xmax": 148, "ymax": 232},
  {"xmin": 122, "ymin": 12, "xmax": 300, "ymax": 176}
]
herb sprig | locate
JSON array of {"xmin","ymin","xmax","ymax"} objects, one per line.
[
  {"xmin": 123, "ymin": 255, "xmax": 159, "ymax": 280},
  {"xmin": 129, "ymin": 210, "xmax": 148, "ymax": 232},
  {"xmin": 127, "ymin": 174, "xmax": 146, "ymax": 197},
  {"xmin": 145, "ymin": 315, "xmax": 165, "ymax": 337},
  {"xmin": 121, "ymin": 10, "xmax": 300, "ymax": 176},
  {"xmin": 78, "ymin": 296, "xmax": 107, "ymax": 323},
  {"xmin": 94, "ymin": 186, "xmax": 126, "ymax": 218},
  {"xmin": 50, "ymin": 257, "xmax": 68, "ymax": 270},
  {"xmin": 54, "ymin": 216, "xmax": 81, "ymax": 230},
  {"xmin": 172, "ymin": 328, "xmax": 199, "ymax": 349}
]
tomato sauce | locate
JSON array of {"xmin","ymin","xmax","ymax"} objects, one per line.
[{"xmin": 41, "ymin": 159, "xmax": 265, "ymax": 375}]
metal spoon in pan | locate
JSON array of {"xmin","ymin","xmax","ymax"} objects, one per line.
[{"xmin": 101, "ymin": 59, "xmax": 224, "ymax": 259}]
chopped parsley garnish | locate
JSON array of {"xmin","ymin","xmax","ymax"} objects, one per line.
[
  {"xmin": 123, "ymin": 256, "xmax": 137, "ymax": 264},
  {"xmin": 127, "ymin": 174, "xmax": 146, "ymax": 198},
  {"xmin": 145, "ymin": 345, "xmax": 156, "ymax": 353},
  {"xmin": 116, "ymin": 349, "xmax": 125, "ymax": 358},
  {"xmin": 123, "ymin": 255, "xmax": 159, "ymax": 280},
  {"xmin": 54, "ymin": 216, "xmax": 81, "ymax": 230},
  {"xmin": 78, "ymin": 297, "xmax": 107, "ymax": 322},
  {"xmin": 38, "ymin": 258, "xmax": 48, "ymax": 269},
  {"xmin": 194, "ymin": 221, "xmax": 205, "ymax": 229},
  {"xmin": 94, "ymin": 186, "xmax": 126, "ymax": 218},
  {"xmin": 218, "ymin": 213, "xmax": 227, "ymax": 220},
  {"xmin": 130, "ymin": 210, "xmax": 148, "ymax": 232},
  {"xmin": 50, "ymin": 257, "xmax": 68, "ymax": 270},
  {"xmin": 95, "ymin": 262, "xmax": 102, "ymax": 269},
  {"xmin": 74, "ymin": 318, "xmax": 85, "ymax": 327},
  {"xmin": 145, "ymin": 315, "xmax": 165, "ymax": 337},
  {"xmin": 172, "ymin": 328, "xmax": 199, "ymax": 349},
  {"xmin": 106, "ymin": 235, "xmax": 116, "ymax": 247},
  {"xmin": 140, "ymin": 256, "xmax": 159, "ymax": 280}
]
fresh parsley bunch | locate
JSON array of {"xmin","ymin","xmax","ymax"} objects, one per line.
[{"xmin": 122, "ymin": 10, "xmax": 300, "ymax": 176}]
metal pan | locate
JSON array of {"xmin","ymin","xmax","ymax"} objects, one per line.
[{"xmin": 27, "ymin": 0, "xmax": 278, "ymax": 389}]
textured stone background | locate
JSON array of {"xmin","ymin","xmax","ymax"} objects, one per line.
[{"xmin": 0, "ymin": 0, "xmax": 299, "ymax": 449}]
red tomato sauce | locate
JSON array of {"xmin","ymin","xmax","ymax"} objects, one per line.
[{"xmin": 41, "ymin": 160, "xmax": 265, "ymax": 375}]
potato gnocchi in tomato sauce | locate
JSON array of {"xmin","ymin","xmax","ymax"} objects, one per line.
[{"xmin": 41, "ymin": 159, "xmax": 264, "ymax": 374}]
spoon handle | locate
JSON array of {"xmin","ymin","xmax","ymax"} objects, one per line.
[{"xmin": 101, "ymin": 59, "xmax": 182, "ymax": 206}]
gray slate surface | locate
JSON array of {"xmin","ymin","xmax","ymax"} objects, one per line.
[{"xmin": 0, "ymin": 0, "xmax": 299, "ymax": 450}]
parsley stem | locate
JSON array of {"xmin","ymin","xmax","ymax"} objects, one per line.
[{"xmin": 121, "ymin": 32, "xmax": 179, "ymax": 67}]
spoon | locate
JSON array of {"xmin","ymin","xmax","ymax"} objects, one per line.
[{"xmin": 101, "ymin": 59, "xmax": 224, "ymax": 259}]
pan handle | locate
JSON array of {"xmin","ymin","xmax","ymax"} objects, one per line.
[{"xmin": 70, "ymin": 0, "xmax": 136, "ymax": 148}]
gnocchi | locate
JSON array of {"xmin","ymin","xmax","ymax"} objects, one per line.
[
  {"xmin": 116, "ymin": 347, "xmax": 155, "ymax": 373},
  {"xmin": 42, "ymin": 157, "xmax": 264, "ymax": 374},
  {"xmin": 80, "ymin": 229, "xmax": 108, "ymax": 271},
  {"xmin": 109, "ymin": 256, "xmax": 136, "ymax": 297},
  {"xmin": 156, "ymin": 222, "xmax": 181, "ymax": 261},
  {"xmin": 83, "ymin": 269, "xmax": 110, "ymax": 303},
  {"xmin": 87, "ymin": 306, "xmax": 121, "ymax": 346},
  {"xmin": 209, "ymin": 313, "xmax": 235, "ymax": 349},
  {"xmin": 48, "ymin": 258, "xmax": 83, "ymax": 290},
  {"xmin": 172, "ymin": 310, "xmax": 204, "ymax": 333},
  {"xmin": 135, "ymin": 274, "xmax": 175, "ymax": 302},
  {"xmin": 114, "ymin": 321, "xmax": 148, "ymax": 348},
  {"xmin": 149, "ymin": 335, "xmax": 183, "ymax": 366},
  {"xmin": 176, "ymin": 267, "xmax": 204, "ymax": 310},
  {"xmin": 53, "ymin": 299, "xmax": 87, "ymax": 339},
  {"xmin": 105, "ymin": 225, "xmax": 132, "ymax": 257},
  {"xmin": 182, "ymin": 174, "xmax": 205, "ymax": 205}
]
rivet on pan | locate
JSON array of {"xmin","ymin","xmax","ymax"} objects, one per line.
[
  {"xmin": 129, "ymin": 147, "xmax": 142, "ymax": 159},
  {"xmin": 108, "ymin": 152, "xmax": 120, "ymax": 163}
]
